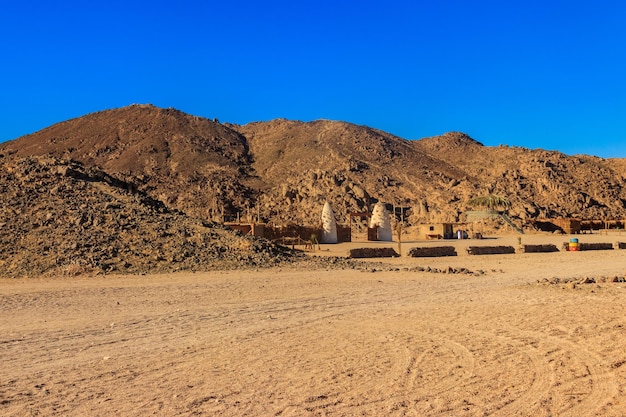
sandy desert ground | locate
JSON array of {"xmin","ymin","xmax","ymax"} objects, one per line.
[{"xmin": 1, "ymin": 233, "xmax": 625, "ymax": 416}]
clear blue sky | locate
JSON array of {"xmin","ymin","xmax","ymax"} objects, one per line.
[{"xmin": 2, "ymin": 1, "xmax": 626, "ymax": 157}]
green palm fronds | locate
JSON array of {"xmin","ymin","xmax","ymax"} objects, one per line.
[{"xmin": 467, "ymin": 194, "xmax": 511, "ymax": 210}]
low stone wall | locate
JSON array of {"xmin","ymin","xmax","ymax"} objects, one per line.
[
  {"xmin": 582, "ymin": 243, "xmax": 614, "ymax": 251},
  {"xmin": 467, "ymin": 246, "xmax": 516, "ymax": 255},
  {"xmin": 264, "ymin": 225, "xmax": 321, "ymax": 242},
  {"xmin": 521, "ymin": 244, "xmax": 559, "ymax": 253},
  {"xmin": 263, "ymin": 224, "xmax": 351, "ymax": 243},
  {"xmin": 348, "ymin": 248, "xmax": 400, "ymax": 258},
  {"xmin": 617, "ymin": 242, "xmax": 626, "ymax": 249},
  {"xmin": 407, "ymin": 246, "xmax": 457, "ymax": 257},
  {"xmin": 562, "ymin": 242, "xmax": 614, "ymax": 251}
]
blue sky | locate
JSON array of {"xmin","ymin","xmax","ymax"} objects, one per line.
[{"xmin": 2, "ymin": 1, "xmax": 625, "ymax": 157}]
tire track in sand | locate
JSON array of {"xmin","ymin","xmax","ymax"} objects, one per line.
[
  {"xmin": 484, "ymin": 329, "xmax": 618, "ymax": 417},
  {"xmin": 386, "ymin": 334, "xmax": 476, "ymax": 416},
  {"xmin": 537, "ymin": 333, "xmax": 618, "ymax": 417},
  {"xmin": 486, "ymin": 332, "xmax": 553, "ymax": 417}
]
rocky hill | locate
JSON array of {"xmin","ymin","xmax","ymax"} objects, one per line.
[
  {"xmin": 231, "ymin": 118, "xmax": 626, "ymax": 226},
  {"xmin": 0, "ymin": 152, "xmax": 294, "ymax": 278},
  {"xmin": 3, "ymin": 104, "xmax": 626, "ymax": 232},
  {"xmin": 2, "ymin": 105, "xmax": 258, "ymax": 220}
]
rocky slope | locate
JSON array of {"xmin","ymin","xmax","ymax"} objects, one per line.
[
  {"xmin": 2, "ymin": 105, "xmax": 258, "ymax": 220},
  {"xmin": 414, "ymin": 134, "xmax": 626, "ymax": 220},
  {"xmin": 0, "ymin": 153, "xmax": 294, "ymax": 278},
  {"xmin": 233, "ymin": 119, "xmax": 473, "ymax": 225},
  {"xmin": 234, "ymin": 121, "xmax": 626, "ymax": 226},
  {"xmin": 3, "ymin": 104, "xmax": 626, "ymax": 232}
]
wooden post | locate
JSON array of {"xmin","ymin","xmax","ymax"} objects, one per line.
[{"xmin": 396, "ymin": 222, "xmax": 402, "ymax": 256}]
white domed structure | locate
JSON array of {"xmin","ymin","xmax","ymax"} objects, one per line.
[
  {"xmin": 370, "ymin": 202, "xmax": 392, "ymax": 241},
  {"xmin": 320, "ymin": 201, "xmax": 338, "ymax": 243}
]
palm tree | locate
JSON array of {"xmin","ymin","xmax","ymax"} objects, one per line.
[{"xmin": 467, "ymin": 194, "xmax": 511, "ymax": 211}]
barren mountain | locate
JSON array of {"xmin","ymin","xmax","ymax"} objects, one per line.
[
  {"xmin": 413, "ymin": 134, "xmax": 626, "ymax": 220},
  {"xmin": 2, "ymin": 105, "xmax": 258, "ymax": 220},
  {"xmin": 3, "ymin": 104, "xmax": 626, "ymax": 230}
]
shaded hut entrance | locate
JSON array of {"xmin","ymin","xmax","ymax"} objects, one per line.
[{"xmin": 349, "ymin": 212, "xmax": 370, "ymax": 241}]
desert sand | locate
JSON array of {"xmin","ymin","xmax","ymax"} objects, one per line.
[{"xmin": 1, "ymin": 233, "xmax": 625, "ymax": 416}]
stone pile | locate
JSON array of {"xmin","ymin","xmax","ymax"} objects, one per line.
[
  {"xmin": 538, "ymin": 275, "xmax": 626, "ymax": 287},
  {"xmin": 0, "ymin": 154, "xmax": 295, "ymax": 278}
]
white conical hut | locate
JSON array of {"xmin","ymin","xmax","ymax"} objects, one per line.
[
  {"xmin": 320, "ymin": 201, "xmax": 338, "ymax": 243},
  {"xmin": 369, "ymin": 202, "xmax": 392, "ymax": 241}
]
